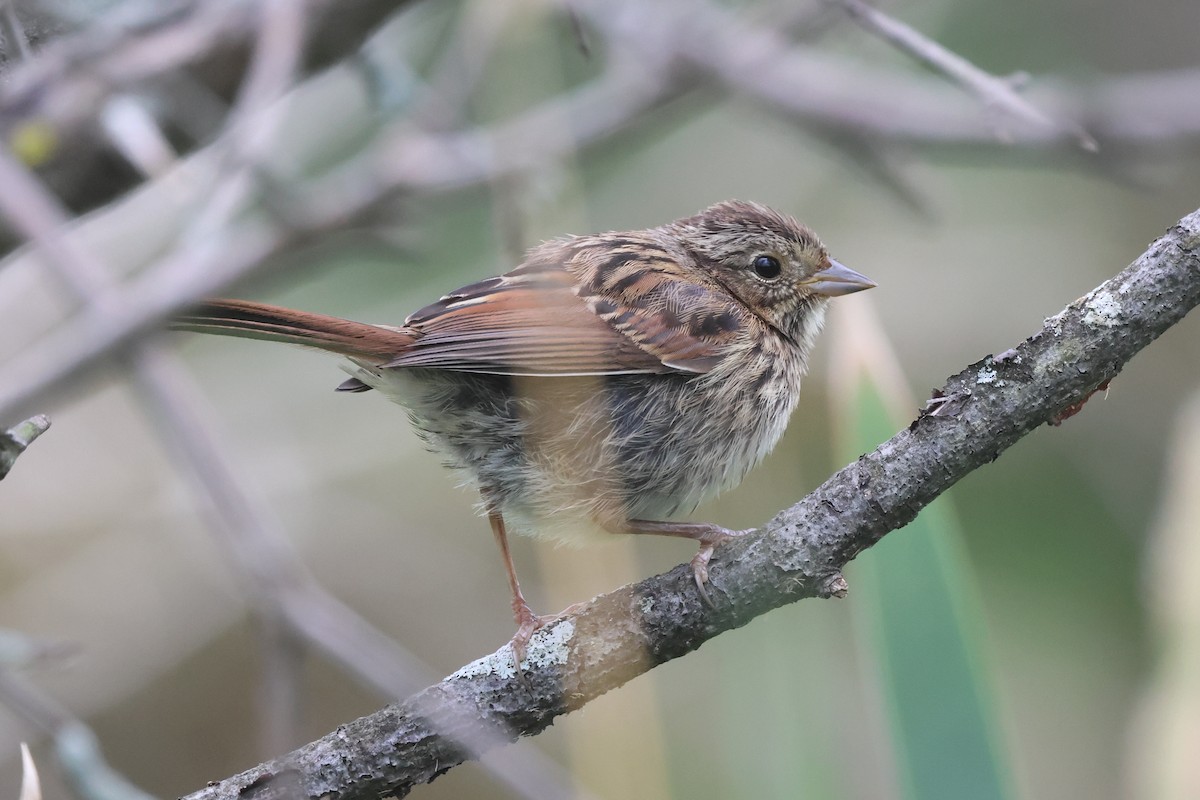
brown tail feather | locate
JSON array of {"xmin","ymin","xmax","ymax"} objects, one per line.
[{"xmin": 173, "ymin": 299, "xmax": 414, "ymax": 361}]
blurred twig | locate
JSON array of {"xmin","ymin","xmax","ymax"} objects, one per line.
[
  {"xmin": 0, "ymin": 0, "xmax": 411, "ymax": 217},
  {"xmin": 19, "ymin": 743, "xmax": 40, "ymax": 800},
  {"xmin": 181, "ymin": 207, "xmax": 1200, "ymax": 798},
  {"xmin": 569, "ymin": 0, "xmax": 1196, "ymax": 149},
  {"xmin": 838, "ymin": 0, "xmax": 1096, "ymax": 150},
  {"xmin": 415, "ymin": 0, "xmax": 518, "ymax": 129},
  {"xmin": 1, "ymin": 3, "xmax": 33, "ymax": 62},
  {"xmin": 0, "ymin": 629, "xmax": 73, "ymax": 667},
  {"xmin": 0, "ymin": 0, "xmax": 372, "ymax": 141},
  {"xmin": 0, "ymin": 414, "xmax": 50, "ymax": 480},
  {"xmin": 0, "ymin": 0, "xmax": 1197, "ymax": 231},
  {"xmin": 0, "ymin": 671, "xmax": 155, "ymax": 800}
]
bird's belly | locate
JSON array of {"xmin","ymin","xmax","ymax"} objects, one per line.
[{"xmin": 351, "ymin": 364, "xmax": 801, "ymax": 545}]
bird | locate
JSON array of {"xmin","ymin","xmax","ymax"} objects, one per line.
[{"xmin": 173, "ymin": 200, "xmax": 875, "ymax": 665}]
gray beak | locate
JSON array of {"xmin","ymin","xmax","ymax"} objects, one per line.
[{"xmin": 803, "ymin": 258, "xmax": 876, "ymax": 297}]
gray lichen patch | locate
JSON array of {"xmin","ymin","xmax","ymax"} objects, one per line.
[
  {"xmin": 1083, "ymin": 290, "xmax": 1123, "ymax": 327},
  {"xmin": 524, "ymin": 619, "xmax": 575, "ymax": 670},
  {"xmin": 448, "ymin": 620, "xmax": 576, "ymax": 681},
  {"xmin": 975, "ymin": 365, "xmax": 999, "ymax": 385}
]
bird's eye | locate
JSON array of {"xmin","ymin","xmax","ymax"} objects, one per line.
[{"xmin": 752, "ymin": 255, "xmax": 782, "ymax": 280}]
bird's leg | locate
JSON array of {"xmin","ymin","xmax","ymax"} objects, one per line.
[
  {"xmin": 604, "ymin": 519, "xmax": 751, "ymax": 607},
  {"xmin": 487, "ymin": 507, "xmax": 544, "ymax": 670}
]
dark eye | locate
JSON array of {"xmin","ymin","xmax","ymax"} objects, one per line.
[{"xmin": 752, "ymin": 255, "xmax": 782, "ymax": 280}]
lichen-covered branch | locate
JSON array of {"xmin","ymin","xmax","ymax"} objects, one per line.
[{"xmin": 181, "ymin": 210, "xmax": 1200, "ymax": 800}]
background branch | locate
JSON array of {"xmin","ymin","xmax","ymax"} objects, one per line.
[
  {"xmin": 0, "ymin": 415, "xmax": 49, "ymax": 481},
  {"xmin": 837, "ymin": 0, "xmax": 1095, "ymax": 150},
  {"xmin": 2, "ymin": 0, "xmax": 1199, "ymax": 253}
]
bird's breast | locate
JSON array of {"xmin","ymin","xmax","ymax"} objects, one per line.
[{"xmin": 345, "ymin": 337, "xmax": 809, "ymax": 544}]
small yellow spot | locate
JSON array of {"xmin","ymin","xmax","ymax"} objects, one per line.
[{"xmin": 10, "ymin": 122, "xmax": 58, "ymax": 166}]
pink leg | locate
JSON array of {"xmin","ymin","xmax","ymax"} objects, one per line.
[
  {"xmin": 487, "ymin": 509, "xmax": 543, "ymax": 669},
  {"xmin": 604, "ymin": 519, "xmax": 750, "ymax": 607}
]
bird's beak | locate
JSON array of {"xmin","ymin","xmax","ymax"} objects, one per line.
[{"xmin": 803, "ymin": 259, "xmax": 876, "ymax": 297}]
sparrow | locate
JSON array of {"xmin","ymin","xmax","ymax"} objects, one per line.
[{"xmin": 174, "ymin": 200, "xmax": 875, "ymax": 664}]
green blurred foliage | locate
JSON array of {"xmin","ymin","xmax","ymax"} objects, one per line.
[{"xmin": 847, "ymin": 378, "xmax": 1012, "ymax": 800}]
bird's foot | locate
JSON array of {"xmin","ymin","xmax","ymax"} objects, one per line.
[
  {"xmin": 509, "ymin": 599, "xmax": 544, "ymax": 671},
  {"xmin": 690, "ymin": 527, "xmax": 751, "ymax": 608},
  {"xmin": 508, "ymin": 599, "xmax": 585, "ymax": 672}
]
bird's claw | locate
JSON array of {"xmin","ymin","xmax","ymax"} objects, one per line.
[
  {"xmin": 508, "ymin": 600, "xmax": 584, "ymax": 675},
  {"xmin": 690, "ymin": 528, "xmax": 750, "ymax": 608},
  {"xmin": 508, "ymin": 598, "xmax": 554, "ymax": 670},
  {"xmin": 691, "ymin": 546, "xmax": 716, "ymax": 608}
]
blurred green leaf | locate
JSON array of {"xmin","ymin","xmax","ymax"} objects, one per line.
[
  {"xmin": 1130, "ymin": 391, "xmax": 1200, "ymax": 800},
  {"xmin": 841, "ymin": 365, "xmax": 1014, "ymax": 800},
  {"xmin": 56, "ymin": 723, "xmax": 157, "ymax": 800}
]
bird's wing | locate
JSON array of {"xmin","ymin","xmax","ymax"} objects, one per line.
[{"xmin": 386, "ymin": 241, "xmax": 752, "ymax": 376}]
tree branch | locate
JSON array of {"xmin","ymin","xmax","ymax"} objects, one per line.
[
  {"xmin": 837, "ymin": 0, "xmax": 1096, "ymax": 150},
  {"xmin": 0, "ymin": 414, "xmax": 50, "ymax": 480},
  {"xmin": 181, "ymin": 209, "xmax": 1200, "ymax": 799},
  {"xmin": 576, "ymin": 0, "xmax": 1194, "ymax": 150},
  {"xmin": 5, "ymin": 0, "xmax": 1200, "ymax": 239}
]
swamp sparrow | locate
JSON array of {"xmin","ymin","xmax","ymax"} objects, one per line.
[{"xmin": 175, "ymin": 200, "xmax": 874, "ymax": 663}]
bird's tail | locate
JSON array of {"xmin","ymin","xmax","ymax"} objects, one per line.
[{"xmin": 173, "ymin": 299, "xmax": 414, "ymax": 361}]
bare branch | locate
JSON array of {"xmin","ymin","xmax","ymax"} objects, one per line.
[
  {"xmin": 0, "ymin": 0, "xmax": 411, "ymax": 219},
  {"xmin": 0, "ymin": 414, "xmax": 49, "ymax": 480},
  {"xmin": 18, "ymin": 743, "xmax": 39, "ymax": 800},
  {"xmin": 0, "ymin": 0, "xmax": 1197, "ymax": 256},
  {"xmin": 573, "ymin": 0, "xmax": 1199, "ymax": 150},
  {"xmin": 0, "ymin": 0, "xmax": 388, "ymax": 140},
  {"xmin": 182, "ymin": 210, "xmax": 1200, "ymax": 799},
  {"xmin": 838, "ymin": 0, "xmax": 1097, "ymax": 150},
  {"xmin": 1, "ymin": 2, "xmax": 33, "ymax": 61},
  {"xmin": 0, "ymin": 1, "xmax": 257, "ymax": 135},
  {"xmin": 0, "ymin": 670, "xmax": 156, "ymax": 800}
]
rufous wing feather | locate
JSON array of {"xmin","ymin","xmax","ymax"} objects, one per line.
[
  {"xmin": 386, "ymin": 270, "xmax": 670, "ymax": 376},
  {"xmin": 384, "ymin": 242, "xmax": 747, "ymax": 376}
]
